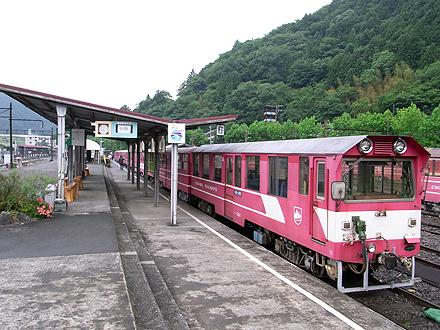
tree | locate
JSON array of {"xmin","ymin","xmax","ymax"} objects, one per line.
[
  {"xmin": 224, "ymin": 123, "xmax": 249, "ymax": 143},
  {"xmin": 293, "ymin": 116, "xmax": 323, "ymax": 139},
  {"xmin": 420, "ymin": 104, "xmax": 440, "ymax": 147},
  {"xmin": 248, "ymin": 121, "xmax": 270, "ymax": 142},
  {"xmin": 120, "ymin": 104, "xmax": 131, "ymax": 111},
  {"xmin": 390, "ymin": 103, "xmax": 427, "ymax": 142},
  {"xmin": 187, "ymin": 128, "xmax": 209, "ymax": 146}
]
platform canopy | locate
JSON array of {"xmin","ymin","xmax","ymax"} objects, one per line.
[{"xmin": 0, "ymin": 83, "xmax": 237, "ymax": 139}]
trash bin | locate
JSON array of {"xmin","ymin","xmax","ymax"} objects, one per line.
[{"xmin": 44, "ymin": 184, "xmax": 57, "ymax": 206}]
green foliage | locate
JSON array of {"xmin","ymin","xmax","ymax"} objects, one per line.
[
  {"xmin": 293, "ymin": 117, "xmax": 323, "ymax": 139},
  {"xmin": 224, "ymin": 123, "xmax": 249, "ymax": 143},
  {"xmin": 187, "ymin": 128, "xmax": 209, "ymax": 146},
  {"xmin": 129, "ymin": 0, "xmax": 440, "ymax": 133},
  {"xmin": 390, "ymin": 103, "xmax": 427, "ymax": 141},
  {"xmin": 0, "ymin": 170, "xmax": 55, "ymax": 220},
  {"xmin": 420, "ymin": 105, "xmax": 440, "ymax": 147}
]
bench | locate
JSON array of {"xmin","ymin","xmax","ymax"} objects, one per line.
[
  {"xmin": 84, "ymin": 167, "xmax": 90, "ymax": 176},
  {"xmin": 64, "ymin": 182, "xmax": 79, "ymax": 202},
  {"xmin": 73, "ymin": 176, "xmax": 84, "ymax": 189}
]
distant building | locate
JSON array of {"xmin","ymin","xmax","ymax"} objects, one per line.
[{"xmin": 0, "ymin": 130, "xmax": 51, "ymax": 146}]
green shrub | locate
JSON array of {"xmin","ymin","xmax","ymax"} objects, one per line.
[{"xmin": 0, "ymin": 170, "xmax": 56, "ymax": 220}]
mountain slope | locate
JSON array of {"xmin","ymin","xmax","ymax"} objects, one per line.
[{"xmin": 135, "ymin": 0, "xmax": 440, "ymax": 124}]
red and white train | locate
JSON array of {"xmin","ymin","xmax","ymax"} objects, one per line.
[
  {"xmin": 118, "ymin": 135, "xmax": 430, "ymax": 293},
  {"xmin": 422, "ymin": 148, "xmax": 440, "ymax": 214}
]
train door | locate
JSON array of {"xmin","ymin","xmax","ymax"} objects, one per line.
[
  {"xmin": 311, "ymin": 158, "xmax": 328, "ymax": 243},
  {"xmin": 225, "ymin": 155, "xmax": 234, "ymax": 219}
]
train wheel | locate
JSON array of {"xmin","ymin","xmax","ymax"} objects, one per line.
[
  {"xmin": 197, "ymin": 200, "xmax": 206, "ymax": 213},
  {"xmin": 178, "ymin": 190, "xmax": 189, "ymax": 203},
  {"xmin": 279, "ymin": 242, "xmax": 289, "ymax": 258},
  {"xmin": 312, "ymin": 264, "xmax": 326, "ymax": 277},
  {"xmin": 292, "ymin": 246, "xmax": 301, "ymax": 265},
  {"xmin": 206, "ymin": 203, "xmax": 215, "ymax": 217}
]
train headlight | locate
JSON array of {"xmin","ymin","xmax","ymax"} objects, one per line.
[
  {"xmin": 358, "ymin": 138, "xmax": 373, "ymax": 154},
  {"xmin": 408, "ymin": 218, "xmax": 417, "ymax": 228},
  {"xmin": 367, "ymin": 243, "xmax": 376, "ymax": 253},
  {"xmin": 393, "ymin": 138, "xmax": 407, "ymax": 155}
]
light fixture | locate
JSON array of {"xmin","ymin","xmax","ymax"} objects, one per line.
[
  {"xmin": 408, "ymin": 218, "xmax": 417, "ymax": 228},
  {"xmin": 358, "ymin": 138, "xmax": 373, "ymax": 154},
  {"xmin": 393, "ymin": 138, "xmax": 407, "ymax": 155},
  {"xmin": 368, "ymin": 243, "xmax": 376, "ymax": 253}
]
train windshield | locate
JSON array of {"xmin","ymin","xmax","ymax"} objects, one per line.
[{"xmin": 341, "ymin": 158, "xmax": 414, "ymax": 201}]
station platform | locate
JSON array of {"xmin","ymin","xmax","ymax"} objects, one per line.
[{"xmin": 0, "ymin": 161, "xmax": 403, "ymax": 329}]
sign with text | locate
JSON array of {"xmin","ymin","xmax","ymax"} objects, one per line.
[
  {"xmin": 70, "ymin": 129, "xmax": 85, "ymax": 146},
  {"xmin": 168, "ymin": 123, "xmax": 185, "ymax": 143},
  {"xmin": 95, "ymin": 121, "xmax": 138, "ymax": 138},
  {"xmin": 217, "ymin": 125, "xmax": 224, "ymax": 135}
]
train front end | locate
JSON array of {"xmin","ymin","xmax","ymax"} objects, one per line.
[{"xmin": 329, "ymin": 136, "xmax": 430, "ymax": 292}]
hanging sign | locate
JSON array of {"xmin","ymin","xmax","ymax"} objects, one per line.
[
  {"xmin": 168, "ymin": 123, "xmax": 185, "ymax": 143},
  {"xmin": 95, "ymin": 121, "xmax": 138, "ymax": 138},
  {"xmin": 217, "ymin": 125, "xmax": 225, "ymax": 136}
]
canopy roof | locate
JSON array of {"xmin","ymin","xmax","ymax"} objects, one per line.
[{"xmin": 0, "ymin": 83, "xmax": 237, "ymax": 140}]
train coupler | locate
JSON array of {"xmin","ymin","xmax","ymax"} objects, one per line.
[{"xmin": 377, "ymin": 252, "xmax": 398, "ymax": 270}]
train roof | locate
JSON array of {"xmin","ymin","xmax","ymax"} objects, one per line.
[
  {"xmin": 426, "ymin": 148, "xmax": 440, "ymax": 158},
  {"xmin": 194, "ymin": 136, "xmax": 370, "ymax": 155}
]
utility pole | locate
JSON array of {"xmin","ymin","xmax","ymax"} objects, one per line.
[
  {"xmin": 51, "ymin": 127, "xmax": 54, "ymax": 161},
  {"xmin": 9, "ymin": 103, "xmax": 12, "ymax": 168},
  {"xmin": 0, "ymin": 102, "xmax": 44, "ymax": 169}
]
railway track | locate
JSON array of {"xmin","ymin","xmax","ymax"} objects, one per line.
[
  {"xmin": 349, "ymin": 214, "xmax": 440, "ymax": 329},
  {"xmin": 220, "ymin": 211, "xmax": 440, "ymax": 328},
  {"xmin": 349, "ymin": 287, "xmax": 440, "ymax": 329}
]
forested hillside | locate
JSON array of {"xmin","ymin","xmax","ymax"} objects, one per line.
[
  {"xmin": 133, "ymin": 0, "xmax": 440, "ymax": 133},
  {"xmin": 135, "ymin": 0, "xmax": 440, "ymax": 120}
]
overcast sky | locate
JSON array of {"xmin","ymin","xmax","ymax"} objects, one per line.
[{"xmin": 1, "ymin": 0, "xmax": 331, "ymax": 111}]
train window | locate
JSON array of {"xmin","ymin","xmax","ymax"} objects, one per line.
[
  {"xmin": 246, "ymin": 156, "xmax": 260, "ymax": 191},
  {"xmin": 203, "ymin": 154, "xmax": 210, "ymax": 179},
  {"xmin": 193, "ymin": 154, "xmax": 199, "ymax": 176},
  {"xmin": 299, "ymin": 157, "xmax": 309, "ymax": 195},
  {"xmin": 342, "ymin": 158, "xmax": 414, "ymax": 201},
  {"xmin": 214, "ymin": 155, "xmax": 222, "ymax": 182},
  {"xmin": 227, "ymin": 158, "xmax": 233, "ymax": 185},
  {"xmin": 316, "ymin": 161, "xmax": 326, "ymax": 200},
  {"xmin": 432, "ymin": 160, "xmax": 440, "ymax": 177},
  {"xmin": 178, "ymin": 154, "xmax": 182, "ymax": 170},
  {"xmin": 235, "ymin": 155, "xmax": 241, "ymax": 187},
  {"xmin": 182, "ymin": 154, "xmax": 188, "ymax": 171},
  {"xmin": 269, "ymin": 157, "xmax": 288, "ymax": 198}
]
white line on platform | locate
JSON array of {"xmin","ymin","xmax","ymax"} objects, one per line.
[{"xmin": 120, "ymin": 251, "xmax": 137, "ymax": 256}]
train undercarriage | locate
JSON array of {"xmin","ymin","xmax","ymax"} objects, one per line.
[
  {"xmin": 422, "ymin": 200, "xmax": 440, "ymax": 216},
  {"xmin": 180, "ymin": 190, "xmax": 417, "ymax": 293}
]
